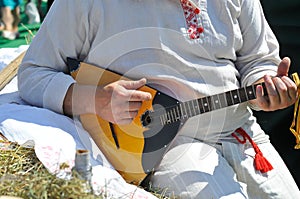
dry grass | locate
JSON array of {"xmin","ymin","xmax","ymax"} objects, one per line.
[
  {"xmin": 0, "ymin": 140, "xmax": 171, "ymax": 199},
  {"xmin": 0, "ymin": 141, "xmax": 98, "ymax": 198}
]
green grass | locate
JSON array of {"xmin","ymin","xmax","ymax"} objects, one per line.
[
  {"xmin": 0, "ymin": 1, "xmax": 46, "ymax": 48},
  {"xmin": 0, "ymin": 23, "xmax": 40, "ymax": 48}
]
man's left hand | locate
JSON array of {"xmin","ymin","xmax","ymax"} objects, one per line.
[{"xmin": 251, "ymin": 57, "xmax": 298, "ymax": 111}]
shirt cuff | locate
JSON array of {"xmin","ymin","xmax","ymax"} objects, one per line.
[
  {"xmin": 43, "ymin": 72, "xmax": 75, "ymax": 114},
  {"xmin": 241, "ymin": 66, "xmax": 277, "ymax": 87}
]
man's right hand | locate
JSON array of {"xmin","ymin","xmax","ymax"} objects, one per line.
[
  {"xmin": 63, "ymin": 78, "xmax": 152, "ymax": 125},
  {"xmin": 96, "ymin": 78, "xmax": 152, "ymax": 124}
]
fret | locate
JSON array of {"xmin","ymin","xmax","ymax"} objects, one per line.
[
  {"xmin": 171, "ymin": 108, "xmax": 175, "ymax": 121},
  {"xmin": 225, "ymin": 90, "xmax": 234, "ymax": 106},
  {"xmin": 245, "ymin": 85, "xmax": 256, "ymax": 100},
  {"xmin": 172, "ymin": 108, "xmax": 178, "ymax": 121},
  {"xmin": 200, "ymin": 98, "xmax": 207, "ymax": 112},
  {"xmin": 193, "ymin": 99, "xmax": 201, "ymax": 115},
  {"xmin": 173, "ymin": 106, "xmax": 181, "ymax": 121},
  {"xmin": 179, "ymin": 103, "xmax": 185, "ymax": 119},
  {"xmin": 209, "ymin": 95, "xmax": 216, "ymax": 111},
  {"xmin": 164, "ymin": 112, "xmax": 168, "ymax": 124},
  {"xmin": 207, "ymin": 96, "xmax": 213, "ymax": 111},
  {"xmin": 161, "ymin": 113, "xmax": 167, "ymax": 125},
  {"xmin": 167, "ymin": 112, "xmax": 171, "ymax": 124},
  {"xmin": 212, "ymin": 94, "xmax": 221, "ymax": 110},
  {"xmin": 166, "ymin": 112, "xmax": 169, "ymax": 123},
  {"xmin": 179, "ymin": 103, "xmax": 184, "ymax": 119},
  {"xmin": 190, "ymin": 100, "xmax": 197, "ymax": 116},
  {"xmin": 197, "ymin": 98, "xmax": 205, "ymax": 113},
  {"xmin": 238, "ymin": 87, "xmax": 248, "ymax": 102},
  {"xmin": 173, "ymin": 108, "xmax": 177, "ymax": 121},
  {"xmin": 160, "ymin": 115, "xmax": 164, "ymax": 126},
  {"xmin": 201, "ymin": 96, "xmax": 211, "ymax": 112},
  {"xmin": 190, "ymin": 100, "xmax": 196, "ymax": 116},
  {"xmin": 191, "ymin": 100, "xmax": 199, "ymax": 115},
  {"xmin": 230, "ymin": 89, "xmax": 241, "ymax": 104},
  {"xmin": 218, "ymin": 92, "xmax": 227, "ymax": 108},
  {"xmin": 169, "ymin": 109, "xmax": 175, "ymax": 123},
  {"xmin": 205, "ymin": 96, "xmax": 212, "ymax": 111},
  {"xmin": 182, "ymin": 102, "xmax": 188, "ymax": 119},
  {"xmin": 186, "ymin": 101, "xmax": 192, "ymax": 117},
  {"xmin": 176, "ymin": 106, "xmax": 181, "ymax": 120}
]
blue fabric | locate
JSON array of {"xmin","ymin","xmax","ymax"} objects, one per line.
[{"xmin": 0, "ymin": 0, "xmax": 22, "ymax": 10}]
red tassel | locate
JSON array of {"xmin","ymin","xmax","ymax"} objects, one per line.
[
  {"xmin": 254, "ymin": 151, "xmax": 273, "ymax": 173},
  {"xmin": 232, "ymin": 128, "xmax": 273, "ymax": 173}
]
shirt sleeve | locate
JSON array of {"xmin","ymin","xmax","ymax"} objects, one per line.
[
  {"xmin": 18, "ymin": 0, "xmax": 102, "ymax": 114},
  {"xmin": 235, "ymin": 0, "xmax": 280, "ymax": 87}
]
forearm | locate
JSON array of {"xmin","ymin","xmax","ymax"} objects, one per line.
[{"xmin": 63, "ymin": 83, "xmax": 105, "ymax": 117}]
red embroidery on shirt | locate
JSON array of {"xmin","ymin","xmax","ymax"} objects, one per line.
[{"xmin": 180, "ymin": 0, "xmax": 204, "ymax": 39}]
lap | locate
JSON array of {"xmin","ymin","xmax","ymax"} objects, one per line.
[
  {"xmin": 150, "ymin": 135, "xmax": 300, "ymax": 199},
  {"xmin": 150, "ymin": 136, "xmax": 247, "ymax": 199}
]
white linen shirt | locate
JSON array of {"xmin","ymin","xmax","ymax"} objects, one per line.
[{"xmin": 18, "ymin": 0, "xmax": 280, "ymax": 143}]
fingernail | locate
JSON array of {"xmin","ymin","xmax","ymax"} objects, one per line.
[{"xmin": 147, "ymin": 93, "xmax": 152, "ymax": 100}]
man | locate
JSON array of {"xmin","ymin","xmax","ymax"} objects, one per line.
[{"xmin": 18, "ymin": 0, "xmax": 299, "ymax": 198}]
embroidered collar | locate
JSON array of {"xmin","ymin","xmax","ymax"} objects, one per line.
[{"xmin": 180, "ymin": 0, "xmax": 204, "ymax": 39}]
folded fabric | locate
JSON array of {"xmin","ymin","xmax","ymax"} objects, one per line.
[
  {"xmin": 0, "ymin": 103, "xmax": 157, "ymax": 198},
  {"xmin": 0, "ymin": 90, "xmax": 27, "ymax": 105},
  {"xmin": 0, "ymin": 45, "xmax": 28, "ymax": 71}
]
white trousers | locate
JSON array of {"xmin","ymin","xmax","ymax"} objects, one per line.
[{"xmin": 150, "ymin": 135, "xmax": 300, "ymax": 199}]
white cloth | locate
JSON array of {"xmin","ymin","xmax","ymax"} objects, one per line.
[
  {"xmin": 0, "ymin": 103, "xmax": 157, "ymax": 198},
  {"xmin": 0, "ymin": 45, "xmax": 28, "ymax": 72},
  {"xmin": 151, "ymin": 135, "xmax": 300, "ymax": 199}
]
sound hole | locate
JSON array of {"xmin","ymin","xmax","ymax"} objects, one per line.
[{"xmin": 141, "ymin": 110, "xmax": 152, "ymax": 127}]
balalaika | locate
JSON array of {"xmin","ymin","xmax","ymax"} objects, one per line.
[{"xmin": 67, "ymin": 58, "xmax": 266, "ymax": 185}]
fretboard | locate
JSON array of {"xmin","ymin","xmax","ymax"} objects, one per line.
[{"xmin": 159, "ymin": 83, "xmax": 265, "ymax": 125}]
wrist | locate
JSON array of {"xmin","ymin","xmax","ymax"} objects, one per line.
[{"xmin": 63, "ymin": 83, "xmax": 100, "ymax": 116}]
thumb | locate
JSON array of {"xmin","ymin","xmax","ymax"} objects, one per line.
[{"xmin": 277, "ymin": 57, "xmax": 291, "ymax": 77}]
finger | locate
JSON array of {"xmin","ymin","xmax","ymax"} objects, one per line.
[
  {"xmin": 264, "ymin": 75, "xmax": 278, "ymax": 97},
  {"xmin": 255, "ymin": 84, "xmax": 269, "ymax": 109},
  {"xmin": 128, "ymin": 89, "xmax": 152, "ymax": 101},
  {"xmin": 112, "ymin": 101, "xmax": 142, "ymax": 122},
  {"xmin": 121, "ymin": 78, "xmax": 152, "ymax": 101},
  {"xmin": 118, "ymin": 110, "xmax": 139, "ymax": 119},
  {"xmin": 122, "ymin": 78, "xmax": 147, "ymax": 90},
  {"xmin": 261, "ymin": 75, "xmax": 280, "ymax": 110},
  {"xmin": 116, "ymin": 118, "xmax": 134, "ymax": 125},
  {"xmin": 127, "ymin": 101, "xmax": 143, "ymax": 111},
  {"xmin": 272, "ymin": 77, "xmax": 290, "ymax": 106},
  {"xmin": 127, "ymin": 110, "xmax": 139, "ymax": 119},
  {"xmin": 281, "ymin": 76, "xmax": 298, "ymax": 101},
  {"xmin": 115, "ymin": 111, "xmax": 139, "ymax": 125},
  {"xmin": 277, "ymin": 57, "xmax": 291, "ymax": 77}
]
